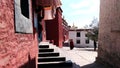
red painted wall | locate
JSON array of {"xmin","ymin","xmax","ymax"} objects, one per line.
[
  {"xmin": 45, "ymin": 8, "xmax": 63, "ymax": 47},
  {"xmin": 45, "ymin": 15, "xmax": 59, "ymax": 46},
  {"xmin": 57, "ymin": 8, "xmax": 63, "ymax": 47},
  {"xmin": 0, "ymin": 0, "xmax": 38, "ymax": 68}
]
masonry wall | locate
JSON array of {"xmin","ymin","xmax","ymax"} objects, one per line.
[
  {"xmin": 0, "ymin": 0, "xmax": 38, "ymax": 68},
  {"xmin": 97, "ymin": 0, "xmax": 120, "ymax": 67},
  {"xmin": 45, "ymin": 8, "xmax": 63, "ymax": 47},
  {"xmin": 45, "ymin": 17, "xmax": 59, "ymax": 46}
]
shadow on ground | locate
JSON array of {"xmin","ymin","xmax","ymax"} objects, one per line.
[
  {"xmin": 81, "ymin": 62, "xmax": 104, "ymax": 68},
  {"xmin": 72, "ymin": 63, "xmax": 81, "ymax": 68},
  {"xmin": 81, "ymin": 62, "xmax": 113, "ymax": 68},
  {"xmin": 73, "ymin": 62, "xmax": 111, "ymax": 68}
]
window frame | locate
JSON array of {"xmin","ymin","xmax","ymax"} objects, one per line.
[
  {"xmin": 85, "ymin": 39, "xmax": 90, "ymax": 44},
  {"xmin": 76, "ymin": 39, "xmax": 80, "ymax": 44},
  {"xmin": 76, "ymin": 32, "xmax": 80, "ymax": 37},
  {"xmin": 20, "ymin": 0, "xmax": 30, "ymax": 18}
]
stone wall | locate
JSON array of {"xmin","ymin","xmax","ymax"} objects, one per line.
[
  {"xmin": 0, "ymin": 0, "xmax": 38, "ymax": 68},
  {"xmin": 97, "ymin": 0, "xmax": 120, "ymax": 67}
]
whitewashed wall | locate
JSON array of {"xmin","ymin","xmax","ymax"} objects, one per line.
[{"xmin": 69, "ymin": 30, "xmax": 94, "ymax": 48}]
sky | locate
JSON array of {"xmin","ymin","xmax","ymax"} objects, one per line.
[{"xmin": 61, "ymin": 0, "xmax": 100, "ymax": 28}]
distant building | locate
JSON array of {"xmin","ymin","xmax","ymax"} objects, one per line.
[
  {"xmin": 69, "ymin": 25, "xmax": 94, "ymax": 47},
  {"xmin": 62, "ymin": 18, "xmax": 69, "ymax": 41},
  {"xmin": 69, "ymin": 23, "xmax": 78, "ymax": 30}
]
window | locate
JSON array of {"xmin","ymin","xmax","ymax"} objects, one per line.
[
  {"xmin": 76, "ymin": 40, "xmax": 80, "ymax": 44},
  {"xmin": 85, "ymin": 34, "xmax": 88, "ymax": 37},
  {"xmin": 21, "ymin": 0, "xmax": 29, "ymax": 18},
  {"xmin": 86, "ymin": 39, "xmax": 89, "ymax": 44},
  {"xmin": 14, "ymin": 0, "xmax": 33, "ymax": 33},
  {"xmin": 76, "ymin": 32, "xmax": 80, "ymax": 37}
]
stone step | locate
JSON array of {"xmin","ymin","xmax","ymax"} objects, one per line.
[
  {"xmin": 38, "ymin": 61, "xmax": 73, "ymax": 68},
  {"xmin": 38, "ymin": 57, "xmax": 66, "ymax": 62},
  {"xmin": 38, "ymin": 52, "xmax": 59, "ymax": 57},
  {"xmin": 39, "ymin": 48, "xmax": 54, "ymax": 52},
  {"xmin": 39, "ymin": 45, "xmax": 49, "ymax": 48}
]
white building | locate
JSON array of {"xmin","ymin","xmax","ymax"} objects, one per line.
[{"xmin": 69, "ymin": 29, "xmax": 94, "ymax": 48}]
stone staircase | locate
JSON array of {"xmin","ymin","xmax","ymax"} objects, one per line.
[{"xmin": 37, "ymin": 42, "xmax": 73, "ymax": 68}]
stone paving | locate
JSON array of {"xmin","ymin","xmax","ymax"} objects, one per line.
[
  {"xmin": 59, "ymin": 47, "xmax": 108, "ymax": 68},
  {"xmin": 40, "ymin": 42, "xmax": 109, "ymax": 68}
]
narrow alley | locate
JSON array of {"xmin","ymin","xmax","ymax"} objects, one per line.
[{"xmin": 1, "ymin": 0, "xmax": 120, "ymax": 68}]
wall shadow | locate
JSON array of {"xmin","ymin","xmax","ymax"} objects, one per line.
[{"xmin": 19, "ymin": 55, "xmax": 36, "ymax": 68}]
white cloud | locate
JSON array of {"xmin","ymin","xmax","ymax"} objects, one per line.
[
  {"xmin": 69, "ymin": 0, "xmax": 100, "ymax": 16},
  {"xmin": 69, "ymin": 0, "xmax": 91, "ymax": 9},
  {"xmin": 62, "ymin": 0, "xmax": 100, "ymax": 28}
]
